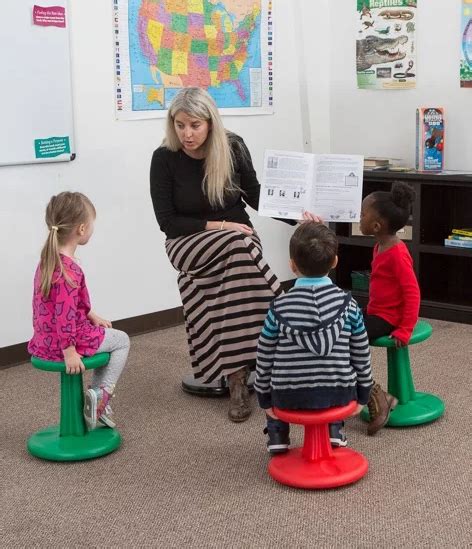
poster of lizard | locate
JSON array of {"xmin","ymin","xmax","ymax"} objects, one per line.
[{"xmin": 356, "ymin": 0, "xmax": 417, "ymax": 90}]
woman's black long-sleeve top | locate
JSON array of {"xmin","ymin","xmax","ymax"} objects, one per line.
[{"xmin": 150, "ymin": 135, "xmax": 294, "ymax": 239}]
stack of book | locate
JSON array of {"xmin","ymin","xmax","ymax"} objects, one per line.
[
  {"xmin": 364, "ymin": 157, "xmax": 391, "ymax": 170},
  {"xmin": 445, "ymin": 228, "xmax": 472, "ymax": 248}
]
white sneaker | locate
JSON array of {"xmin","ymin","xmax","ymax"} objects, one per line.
[
  {"xmin": 98, "ymin": 404, "xmax": 116, "ymax": 428},
  {"xmin": 84, "ymin": 387, "xmax": 99, "ymax": 430}
]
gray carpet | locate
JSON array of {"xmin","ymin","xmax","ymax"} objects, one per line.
[{"xmin": 1, "ymin": 318, "xmax": 471, "ymax": 548}]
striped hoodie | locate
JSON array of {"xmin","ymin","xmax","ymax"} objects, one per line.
[{"xmin": 255, "ymin": 277, "xmax": 373, "ymax": 410}]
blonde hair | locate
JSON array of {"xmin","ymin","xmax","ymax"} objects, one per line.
[
  {"xmin": 39, "ymin": 192, "xmax": 96, "ymax": 297},
  {"xmin": 164, "ymin": 87, "xmax": 238, "ymax": 208}
]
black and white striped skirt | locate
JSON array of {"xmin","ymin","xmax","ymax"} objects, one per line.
[{"xmin": 166, "ymin": 230, "xmax": 282, "ymax": 383}]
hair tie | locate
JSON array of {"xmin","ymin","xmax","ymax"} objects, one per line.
[{"xmin": 51, "ymin": 226, "xmax": 59, "ymax": 231}]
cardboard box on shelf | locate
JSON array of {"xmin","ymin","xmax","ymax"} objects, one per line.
[{"xmin": 351, "ymin": 222, "xmax": 412, "ymax": 240}]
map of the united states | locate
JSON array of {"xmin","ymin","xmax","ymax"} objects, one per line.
[{"xmin": 130, "ymin": 0, "xmax": 262, "ymax": 109}]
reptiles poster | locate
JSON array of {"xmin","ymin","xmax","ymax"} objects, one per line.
[{"xmin": 357, "ymin": 0, "xmax": 417, "ymax": 90}]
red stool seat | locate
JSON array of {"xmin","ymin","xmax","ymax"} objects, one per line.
[{"xmin": 268, "ymin": 401, "xmax": 368, "ymax": 489}]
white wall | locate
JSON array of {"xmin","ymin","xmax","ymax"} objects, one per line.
[
  {"xmin": 330, "ymin": 0, "xmax": 471, "ymax": 169},
  {"xmin": 0, "ymin": 0, "xmax": 331, "ymax": 347}
]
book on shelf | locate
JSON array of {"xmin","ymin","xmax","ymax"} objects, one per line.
[
  {"xmin": 444, "ymin": 238, "xmax": 472, "ymax": 248},
  {"xmin": 364, "ymin": 157, "xmax": 391, "ymax": 169},
  {"xmin": 416, "ymin": 107, "xmax": 445, "ymax": 171},
  {"xmin": 448, "ymin": 235, "xmax": 472, "ymax": 241},
  {"xmin": 451, "ymin": 228, "xmax": 472, "ymax": 237}
]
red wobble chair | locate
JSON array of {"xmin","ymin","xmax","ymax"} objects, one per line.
[{"xmin": 268, "ymin": 401, "xmax": 368, "ymax": 489}]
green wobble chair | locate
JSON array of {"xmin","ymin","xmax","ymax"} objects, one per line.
[
  {"xmin": 362, "ymin": 321, "xmax": 445, "ymax": 427},
  {"xmin": 28, "ymin": 353, "xmax": 121, "ymax": 461}
]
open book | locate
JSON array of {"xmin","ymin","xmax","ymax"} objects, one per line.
[{"xmin": 259, "ymin": 150, "xmax": 364, "ymax": 222}]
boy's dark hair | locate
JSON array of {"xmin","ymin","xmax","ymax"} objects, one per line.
[
  {"xmin": 289, "ymin": 222, "xmax": 338, "ymax": 277},
  {"xmin": 370, "ymin": 181, "xmax": 416, "ymax": 233}
]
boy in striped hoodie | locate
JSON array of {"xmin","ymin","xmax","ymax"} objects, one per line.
[{"xmin": 255, "ymin": 222, "xmax": 374, "ymax": 453}]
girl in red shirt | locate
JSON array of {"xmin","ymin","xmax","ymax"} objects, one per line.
[{"xmin": 359, "ymin": 182, "xmax": 420, "ymax": 435}]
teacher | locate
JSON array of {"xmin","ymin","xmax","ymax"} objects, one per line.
[{"xmin": 150, "ymin": 87, "xmax": 316, "ymax": 423}]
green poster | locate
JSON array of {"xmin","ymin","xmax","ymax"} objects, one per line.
[{"xmin": 34, "ymin": 136, "xmax": 70, "ymax": 159}]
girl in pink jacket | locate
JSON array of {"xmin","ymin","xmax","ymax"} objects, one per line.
[{"xmin": 28, "ymin": 192, "xmax": 130, "ymax": 429}]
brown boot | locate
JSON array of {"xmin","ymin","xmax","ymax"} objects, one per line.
[
  {"xmin": 228, "ymin": 367, "xmax": 251, "ymax": 423},
  {"xmin": 367, "ymin": 383, "xmax": 398, "ymax": 436}
]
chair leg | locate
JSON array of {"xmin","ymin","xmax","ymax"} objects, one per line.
[
  {"xmin": 386, "ymin": 346, "xmax": 445, "ymax": 427},
  {"xmin": 387, "ymin": 347, "xmax": 416, "ymax": 404},
  {"xmin": 59, "ymin": 372, "xmax": 86, "ymax": 437},
  {"xmin": 302, "ymin": 424, "xmax": 333, "ymax": 462}
]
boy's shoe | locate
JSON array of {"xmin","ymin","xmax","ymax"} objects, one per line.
[
  {"xmin": 329, "ymin": 422, "xmax": 348, "ymax": 448},
  {"xmin": 367, "ymin": 383, "xmax": 398, "ymax": 436},
  {"xmin": 263, "ymin": 426, "xmax": 290, "ymax": 455}
]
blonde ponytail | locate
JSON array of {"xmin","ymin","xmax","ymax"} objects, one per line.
[{"xmin": 39, "ymin": 192, "xmax": 95, "ymax": 297}]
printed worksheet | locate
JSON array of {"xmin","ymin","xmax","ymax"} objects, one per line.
[{"xmin": 259, "ymin": 150, "xmax": 364, "ymax": 222}]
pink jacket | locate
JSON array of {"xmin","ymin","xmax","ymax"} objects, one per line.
[{"xmin": 28, "ymin": 255, "xmax": 105, "ymax": 361}]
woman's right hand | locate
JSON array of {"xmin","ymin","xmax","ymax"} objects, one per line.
[
  {"xmin": 224, "ymin": 222, "xmax": 253, "ymax": 235},
  {"xmin": 206, "ymin": 221, "xmax": 253, "ymax": 235},
  {"xmin": 63, "ymin": 346, "xmax": 85, "ymax": 375}
]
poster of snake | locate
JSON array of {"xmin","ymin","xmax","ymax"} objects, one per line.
[
  {"xmin": 461, "ymin": 0, "xmax": 472, "ymax": 87},
  {"xmin": 357, "ymin": 0, "xmax": 417, "ymax": 90}
]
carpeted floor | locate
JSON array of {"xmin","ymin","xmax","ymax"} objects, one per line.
[{"xmin": 1, "ymin": 318, "xmax": 471, "ymax": 548}]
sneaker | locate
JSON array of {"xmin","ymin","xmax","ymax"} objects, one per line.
[
  {"xmin": 329, "ymin": 422, "xmax": 347, "ymax": 448},
  {"xmin": 98, "ymin": 404, "xmax": 116, "ymax": 428},
  {"xmin": 263, "ymin": 426, "xmax": 290, "ymax": 455},
  {"xmin": 84, "ymin": 386, "xmax": 115, "ymax": 430},
  {"xmin": 84, "ymin": 387, "xmax": 99, "ymax": 430},
  {"xmin": 367, "ymin": 383, "xmax": 398, "ymax": 436}
]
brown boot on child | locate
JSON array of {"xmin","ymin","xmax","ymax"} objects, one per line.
[
  {"xmin": 367, "ymin": 382, "xmax": 398, "ymax": 436},
  {"xmin": 228, "ymin": 367, "xmax": 251, "ymax": 423}
]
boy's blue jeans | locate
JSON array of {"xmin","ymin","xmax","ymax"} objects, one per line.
[{"xmin": 266, "ymin": 416, "xmax": 343, "ymax": 437}]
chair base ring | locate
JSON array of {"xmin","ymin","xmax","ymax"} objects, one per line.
[
  {"xmin": 27, "ymin": 425, "xmax": 121, "ymax": 461},
  {"xmin": 268, "ymin": 447, "xmax": 368, "ymax": 489},
  {"xmin": 361, "ymin": 391, "xmax": 445, "ymax": 427},
  {"xmin": 181, "ymin": 372, "xmax": 255, "ymax": 398}
]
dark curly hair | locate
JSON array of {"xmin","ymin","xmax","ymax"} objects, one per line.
[
  {"xmin": 370, "ymin": 181, "xmax": 415, "ymax": 233},
  {"xmin": 289, "ymin": 222, "xmax": 338, "ymax": 277}
]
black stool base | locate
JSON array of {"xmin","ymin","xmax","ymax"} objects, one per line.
[{"xmin": 181, "ymin": 372, "xmax": 256, "ymax": 397}]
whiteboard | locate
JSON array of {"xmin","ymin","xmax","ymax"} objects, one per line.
[{"xmin": 0, "ymin": 1, "xmax": 75, "ymax": 166}]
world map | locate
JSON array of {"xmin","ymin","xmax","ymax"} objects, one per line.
[{"xmin": 114, "ymin": 0, "xmax": 273, "ymax": 118}]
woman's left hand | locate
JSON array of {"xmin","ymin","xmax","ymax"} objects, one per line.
[{"xmin": 299, "ymin": 210, "xmax": 323, "ymax": 224}]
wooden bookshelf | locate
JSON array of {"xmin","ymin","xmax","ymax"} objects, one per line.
[{"xmin": 332, "ymin": 171, "xmax": 472, "ymax": 324}]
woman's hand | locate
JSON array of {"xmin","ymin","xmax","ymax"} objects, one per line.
[
  {"xmin": 224, "ymin": 222, "xmax": 253, "ymax": 235},
  {"xmin": 88, "ymin": 311, "xmax": 112, "ymax": 328},
  {"xmin": 206, "ymin": 221, "xmax": 253, "ymax": 235},
  {"xmin": 299, "ymin": 211, "xmax": 323, "ymax": 224},
  {"xmin": 63, "ymin": 346, "xmax": 85, "ymax": 375}
]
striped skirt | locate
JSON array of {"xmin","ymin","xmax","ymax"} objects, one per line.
[{"xmin": 166, "ymin": 230, "xmax": 282, "ymax": 383}]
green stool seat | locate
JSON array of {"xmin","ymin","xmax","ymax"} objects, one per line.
[
  {"xmin": 28, "ymin": 353, "xmax": 121, "ymax": 461},
  {"xmin": 361, "ymin": 321, "xmax": 445, "ymax": 427}
]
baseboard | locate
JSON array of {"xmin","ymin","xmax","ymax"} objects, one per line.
[
  {"xmin": 0, "ymin": 279, "xmax": 296, "ymax": 370},
  {"xmin": 0, "ymin": 306, "xmax": 184, "ymax": 370}
]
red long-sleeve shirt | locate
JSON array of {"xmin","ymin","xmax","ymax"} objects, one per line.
[{"xmin": 367, "ymin": 241, "xmax": 420, "ymax": 344}]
